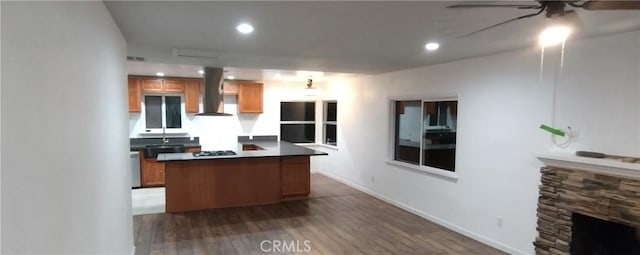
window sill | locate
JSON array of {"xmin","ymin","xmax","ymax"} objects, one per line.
[
  {"xmin": 385, "ymin": 160, "xmax": 458, "ymax": 181},
  {"xmin": 301, "ymin": 143, "xmax": 338, "ymax": 151}
]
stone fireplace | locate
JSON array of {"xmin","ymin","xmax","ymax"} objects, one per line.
[{"xmin": 534, "ymin": 155, "xmax": 640, "ymax": 255}]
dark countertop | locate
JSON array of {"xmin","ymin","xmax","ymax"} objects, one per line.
[
  {"xmin": 156, "ymin": 141, "xmax": 328, "ymax": 162},
  {"xmin": 130, "ymin": 137, "xmax": 201, "ymax": 151}
]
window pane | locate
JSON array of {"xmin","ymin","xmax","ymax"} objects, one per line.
[
  {"xmin": 165, "ymin": 96, "xmax": 182, "ymax": 128},
  {"xmin": 325, "ymin": 124, "xmax": 337, "ymax": 146},
  {"xmin": 326, "ymin": 102, "xmax": 337, "ymax": 122},
  {"xmin": 281, "ymin": 124, "xmax": 315, "ymax": 143},
  {"xmin": 394, "ymin": 100, "xmax": 421, "ymax": 165},
  {"xmin": 145, "ymin": 96, "xmax": 162, "ymax": 129},
  {"xmin": 423, "ymin": 101, "xmax": 457, "ymax": 171},
  {"xmin": 281, "ymin": 102, "xmax": 315, "ymax": 121}
]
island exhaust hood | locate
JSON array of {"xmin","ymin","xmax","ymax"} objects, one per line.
[{"xmin": 197, "ymin": 67, "xmax": 232, "ymax": 116}]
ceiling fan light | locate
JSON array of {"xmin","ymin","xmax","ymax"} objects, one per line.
[{"xmin": 539, "ymin": 25, "xmax": 572, "ymax": 47}]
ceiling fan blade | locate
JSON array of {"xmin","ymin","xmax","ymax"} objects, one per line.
[
  {"xmin": 447, "ymin": 4, "xmax": 542, "ymax": 9},
  {"xmin": 581, "ymin": 0, "xmax": 640, "ymax": 10},
  {"xmin": 456, "ymin": 10, "xmax": 545, "ymax": 38}
]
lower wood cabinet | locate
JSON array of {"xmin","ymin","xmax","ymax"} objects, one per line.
[
  {"xmin": 281, "ymin": 156, "xmax": 310, "ymax": 198},
  {"xmin": 140, "ymin": 146, "xmax": 201, "ymax": 187},
  {"xmin": 140, "ymin": 154, "xmax": 165, "ymax": 187}
]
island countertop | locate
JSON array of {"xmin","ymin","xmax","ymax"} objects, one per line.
[{"xmin": 156, "ymin": 141, "xmax": 328, "ymax": 161}]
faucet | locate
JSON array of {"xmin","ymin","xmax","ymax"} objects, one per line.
[{"xmin": 162, "ymin": 126, "xmax": 169, "ymax": 144}]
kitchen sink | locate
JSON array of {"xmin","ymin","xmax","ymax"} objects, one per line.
[
  {"xmin": 144, "ymin": 144, "xmax": 186, "ymax": 158},
  {"xmin": 242, "ymin": 144, "xmax": 264, "ymax": 151}
]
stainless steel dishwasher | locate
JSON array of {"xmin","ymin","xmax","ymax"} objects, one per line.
[{"xmin": 130, "ymin": 151, "xmax": 141, "ymax": 188}]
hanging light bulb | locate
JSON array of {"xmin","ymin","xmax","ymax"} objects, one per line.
[{"xmin": 539, "ymin": 25, "xmax": 572, "ymax": 47}]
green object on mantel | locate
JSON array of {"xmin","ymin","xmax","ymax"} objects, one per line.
[{"xmin": 539, "ymin": 124, "xmax": 565, "ymax": 137}]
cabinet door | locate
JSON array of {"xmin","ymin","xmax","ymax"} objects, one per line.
[
  {"xmin": 140, "ymin": 154, "xmax": 165, "ymax": 187},
  {"xmin": 163, "ymin": 79, "xmax": 185, "ymax": 92},
  {"xmin": 185, "ymin": 147, "xmax": 201, "ymax": 153},
  {"xmin": 184, "ymin": 79, "xmax": 202, "ymax": 113},
  {"xmin": 128, "ymin": 77, "xmax": 141, "ymax": 112},
  {"xmin": 281, "ymin": 156, "xmax": 310, "ymax": 197},
  {"xmin": 238, "ymin": 82, "xmax": 263, "ymax": 113},
  {"xmin": 223, "ymin": 81, "xmax": 239, "ymax": 95},
  {"xmin": 140, "ymin": 79, "xmax": 164, "ymax": 92}
]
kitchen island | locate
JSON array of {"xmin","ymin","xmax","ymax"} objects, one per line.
[{"xmin": 157, "ymin": 140, "xmax": 327, "ymax": 213}]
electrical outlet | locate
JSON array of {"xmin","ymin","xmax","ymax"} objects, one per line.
[{"xmin": 497, "ymin": 217, "xmax": 503, "ymax": 228}]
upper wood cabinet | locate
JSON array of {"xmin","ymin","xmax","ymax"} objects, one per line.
[
  {"xmin": 163, "ymin": 79, "xmax": 185, "ymax": 92},
  {"xmin": 128, "ymin": 78, "xmax": 142, "ymax": 112},
  {"xmin": 140, "ymin": 78, "xmax": 184, "ymax": 93},
  {"xmin": 140, "ymin": 78, "xmax": 163, "ymax": 92},
  {"xmin": 184, "ymin": 79, "xmax": 202, "ymax": 113},
  {"xmin": 238, "ymin": 82, "xmax": 263, "ymax": 113},
  {"xmin": 223, "ymin": 81, "xmax": 239, "ymax": 95}
]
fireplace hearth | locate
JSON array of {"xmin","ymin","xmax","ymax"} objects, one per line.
[{"xmin": 533, "ymin": 166, "xmax": 640, "ymax": 255}]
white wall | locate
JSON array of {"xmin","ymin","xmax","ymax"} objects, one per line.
[
  {"xmin": 313, "ymin": 31, "xmax": 640, "ymax": 254},
  {"xmin": 1, "ymin": 2, "xmax": 133, "ymax": 254}
]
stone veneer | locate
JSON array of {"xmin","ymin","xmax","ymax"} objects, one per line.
[{"xmin": 534, "ymin": 166, "xmax": 640, "ymax": 255}]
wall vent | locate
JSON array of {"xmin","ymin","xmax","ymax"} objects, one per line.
[{"xmin": 126, "ymin": 56, "xmax": 146, "ymax": 62}]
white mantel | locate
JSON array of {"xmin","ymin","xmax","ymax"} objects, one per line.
[{"xmin": 537, "ymin": 153, "xmax": 640, "ymax": 180}]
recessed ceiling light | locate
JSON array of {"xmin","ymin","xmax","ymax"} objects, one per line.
[
  {"xmin": 156, "ymin": 72, "xmax": 165, "ymax": 77},
  {"xmin": 227, "ymin": 75, "xmax": 235, "ymax": 80},
  {"xmin": 539, "ymin": 25, "xmax": 572, "ymax": 47},
  {"xmin": 198, "ymin": 70, "xmax": 204, "ymax": 75},
  {"xmin": 236, "ymin": 23, "xmax": 254, "ymax": 34},
  {"xmin": 425, "ymin": 42, "xmax": 440, "ymax": 51}
]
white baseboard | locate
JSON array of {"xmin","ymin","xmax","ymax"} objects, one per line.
[
  {"xmin": 130, "ymin": 246, "xmax": 135, "ymax": 255},
  {"xmin": 317, "ymin": 170, "xmax": 529, "ymax": 255}
]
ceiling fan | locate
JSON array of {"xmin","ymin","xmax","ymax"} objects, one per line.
[{"xmin": 448, "ymin": 1, "xmax": 640, "ymax": 38}]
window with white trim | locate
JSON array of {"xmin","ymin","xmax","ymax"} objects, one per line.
[
  {"xmin": 392, "ymin": 99, "xmax": 458, "ymax": 172},
  {"xmin": 323, "ymin": 101, "xmax": 337, "ymax": 146},
  {"xmin": 143, "ymin": 94, "xmax": 183, "ymax": 130},
  {"xmin": 280, "ymin": 101, "xmax": 316, "ymax": 143}
]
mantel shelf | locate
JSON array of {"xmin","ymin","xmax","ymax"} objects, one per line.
[{"xmin": 537, "ymin": 153, "xmax": 640, "ymax": 180}]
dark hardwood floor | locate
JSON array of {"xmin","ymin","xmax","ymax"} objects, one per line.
[{"xmin": 133, "ymin": 173, "xmax": 505, "ymax": 255}]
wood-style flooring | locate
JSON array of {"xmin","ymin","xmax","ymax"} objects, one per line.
[{"xmin": 133, "ymin": 173, "xmax": 505, "ymax": 255}]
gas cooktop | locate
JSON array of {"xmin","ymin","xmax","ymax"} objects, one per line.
[{"xmin": 192, "ymin": 150, "xmax": 237, "ymax": 157}]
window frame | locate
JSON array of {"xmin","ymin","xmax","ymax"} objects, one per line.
[
  {"xmin": 322, "ymin": 100, "xmax": 338, "ymax": 147},
  {"xmin": 279, "ymin": 100, "xmax": 317, "ymax": 144},
  {"xmin": 386, "ymin": 93, "xmax": 460, "ymax": 180},
  {"xmin": 141, "ymin": 93, "xmax": 187, "ymax": 134}
]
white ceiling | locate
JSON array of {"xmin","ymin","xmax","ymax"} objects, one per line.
[{"xmin": 106, "ymin": 1, "xmax": 640, "ymax": 74}]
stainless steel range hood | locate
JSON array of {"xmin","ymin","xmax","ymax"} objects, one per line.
[{"xmin": 197, "ymin": 67, "xmax": 232, "ymax": 116}]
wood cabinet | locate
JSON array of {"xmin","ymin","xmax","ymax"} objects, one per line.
[
  {"xmin": 238, "ymin": 82, "xmax": 263, "ymax": 113},
  {"xmin": 184, "ymin": 79, "xmax": 202, "ymax": 113},
  {"xmin": 186, "ymin": 147, "xmax": 201, "ymax": 153},
  {"xmin": 223, "ymin": 81, "xmax": 239, "ymax": 95},
  {"xmin": 140, "ymin": 78, "xmax": 164, "ymax": 92},
  {"xmin": 140, "ymin": 152, "xmax": 165, "ymax": 187},
  {"xmin": 127, "ymin": 76, "xmax": 263, "ymax": 115},
  {"xmin": 136, "ymin": 77, "xmax": 186, "ymax": 93},
  {"xmin": 281, "ymin": 156, "xmax": 310, "ymax": 198},
  {"xmin": 128, "ymin": 78, "xmax": 141, "ymax": 112},
  {"xmin": 163, "ymin": 79, "xmax": 185, "ymax": 92},
  {"xmin": 139, "ymin": 146, "xmax": 201, "ymax": 187}
]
